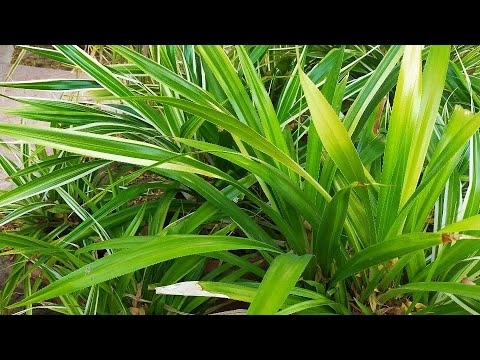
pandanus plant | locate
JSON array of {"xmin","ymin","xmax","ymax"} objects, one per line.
[{"xmin": 0, "ymin": 45, "xmax": 479, "ymax": 315}]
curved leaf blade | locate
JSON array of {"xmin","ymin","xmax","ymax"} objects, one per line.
[
  {"xmin": 247, "ymin": 253, "xmax": 313, "ymax": 315},
  {"xmin": 11, "ymin": 235, "xmax": 280, "ymax": 308}
]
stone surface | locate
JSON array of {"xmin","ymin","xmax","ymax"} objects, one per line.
[
  {"xmin": 0, "ymin": 256, "xmax": 14, "ymax": 287},
  {"xmin": 0, "ymin": 64, "xmax": 86, "ymax": 189},
  {"xmin": 0, "ymin": 59, "xmax": 88, "ymax": 313},
  {"xmin": 0, "ymin": 45, "xmax": 14, "ymax": 65}
]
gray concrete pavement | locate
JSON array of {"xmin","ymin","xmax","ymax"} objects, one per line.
[
  {"xmin": 0, "ymin": 46, "xmax": 13, "ymax": 67},
  {"xmin": 0, "ymin": 59, "xmax": 86, "ymax": 190}
]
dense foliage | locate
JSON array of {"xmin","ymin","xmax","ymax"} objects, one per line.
[{"xmin": 0, "ymin": 45, "xmax": 479, "ymax": 315}]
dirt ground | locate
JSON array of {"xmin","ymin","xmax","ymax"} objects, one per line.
[
  {"xmin": 10, "ymin": 45, "xmax": 96, "ymax": 70},
  {"xmin": 11, "ymin": 46, "xmax": 68, "ymax": 70}
]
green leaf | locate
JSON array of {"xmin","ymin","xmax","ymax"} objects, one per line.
[
  {"xmin": 275, "ymin": 298, "xmax": 336, "ymax": 315},
  {"xmin": 0, "ymin": 160, "xmax": 108, "ymax": 207},
  {"xmin": 165, "ymin": 175, "xmax": 256, "ymax": 235},
  {"xmin": 401, "ymin": 46, "xmax": 450, "ymax": 206},
  {"xmin": 388, "ymin": 107, "xmax": 480, "ymax": 238},
  {"xmin": 0, "ymin": 96, "xmax": 128, "ymax": 126},
  {"xmin": 124, "ymin": 203, "xmax": 146, "ymax": 236},
  {"xmin": 55, "ymin": 45, "xmax": 170, "ymax": 135},
  {"xmin": 62, "ymin": 182, "xmax": 168, "ymax": 244},
  {"xmin": 377, "ymin": 45, "xmax": 423, "ymax": 241},
  {"xmin": 441, "ymin": 214, "xmax": 480, "ymax": 232},
  {"xmin": 248, "ymin": 45, "xmax": 270, "ymax": 63},
  {"xmin": 156, "ymin": 280, "xmax": 338, "ymax": 313},
  {"xmin": 0, "ymin": 123, "xmax": 275, "ymax": 245},
  {"xmin": 300, "ymin": 70, "xmax": 366, "ymax": 184},
  {"xmin": 159, "ymin": 256, "xmax": 205, "ymax": 287},
  {"xmin": 0, "ymin": 79, "xmax": 101, "ymax": 91},
  {"xmin": 0, "ymin": 232, "xmax": 67, "ymax": 256},
  {"xmin": 314, "ymin": 188, "xmax": 351, "ymax": 274},
  {"xmin": 196, "ymin": 45, "xmax": 263, "ymax": 133},
  {"xmin": 10, "ymin": 235, "xmax": 280, "ymax": 308},
  {"xmin": 174, "ymin": 137, "xmax": 322, "ymax": 227},
  {"xmin": 8, "ymin": 155, "xmax": 81, "ymax": 179},
  {"xmin": 330, "ymin": 233, "xmax": 451, "ymax": 285},
  {"xmin": 236, "ymin": 45, "xmax": 292, "ymax": 166},
  {"xmin": 150, "ymin": 189, "xmax": 178, "ymax": 235},
  {"xmin": 300, "ymin": 69, "xmax": 375, "ymax": 244},
  {"xmin": 247, "ymin": 253, "xmax": 313, "ymax": 314},
  {"xmin": 0, "ymin": 203, "xmax": 51, "ymax": 227},
  {"xmin": 463, "ymin": 134, "xmax": 480, "ymax": 217},
  {"xmin": 304, "ymin": 47, "xmax": 344, "ymax": 203},
  {"xmin": 343, "ymin": 45, "xmax": 404, "ymax": 137},
  {"xmin": 0, "ymin": 122, "xmax": 221, "ymax": 179},
  {"xmin": 134, "ymin": 96, "xmax": 331, "ymax": 201},
  {"xmin": 109, "ymin": 45, "xmax": 222, "ymax": 110},
  {"xmin": 378, "ymin": 282, "xmax": 480, "ymax": 303},
  {"xmin": 275, "ymin": 45, "xmax": 308, "ymax": 122}
]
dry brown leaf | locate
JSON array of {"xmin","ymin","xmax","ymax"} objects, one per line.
[
  {"xmin": 303, "ymin": 220, "xmax": 312, "ymax": 232},
  {"xmin": 376, "ymin": 306, "xmax": 394, "ymax": 315},
  {"xmin": 30, "ymin": 267, "xmax": 42, "ymax": 279},
  {"xmin": 400, "ymin": 303, "xmax": 409, "ymax": 315},
  {"xmin": 414, "ymin": 303, "xmax": 426, "ymax": 310},
  {"xmin": 373, "ymin": 97, "xmax": 387, "ymax": 135},
  {"xmin": 129, "ymin": 307, "xmax": 146, "ymax": 315},
  {"xmin": 461, "ymin": 277, "xmax": 476, "ymax": 285},
  {"xmin": 386, "ymin": 257, "xmax": 398, "ymax": 270},
  {"xmin": 369, "ymin": 294, "xmax": 377, "ymax": 312},
  {"xmin": 442, "ymin": 233, "xmax": 461, "ymax": 244}
]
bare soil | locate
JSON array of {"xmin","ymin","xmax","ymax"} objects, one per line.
[{"xmin": 11, "ymin": 45, "xmax": 72, "ymax": 70}]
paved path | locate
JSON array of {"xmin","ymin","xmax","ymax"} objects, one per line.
[
  {"xmin": 0, "ymin": 48, "xmax": 89, "ymax": 311},
  {"xmin": 0, "ymin": 62, "xmax": 85, "ymax": 190}
]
